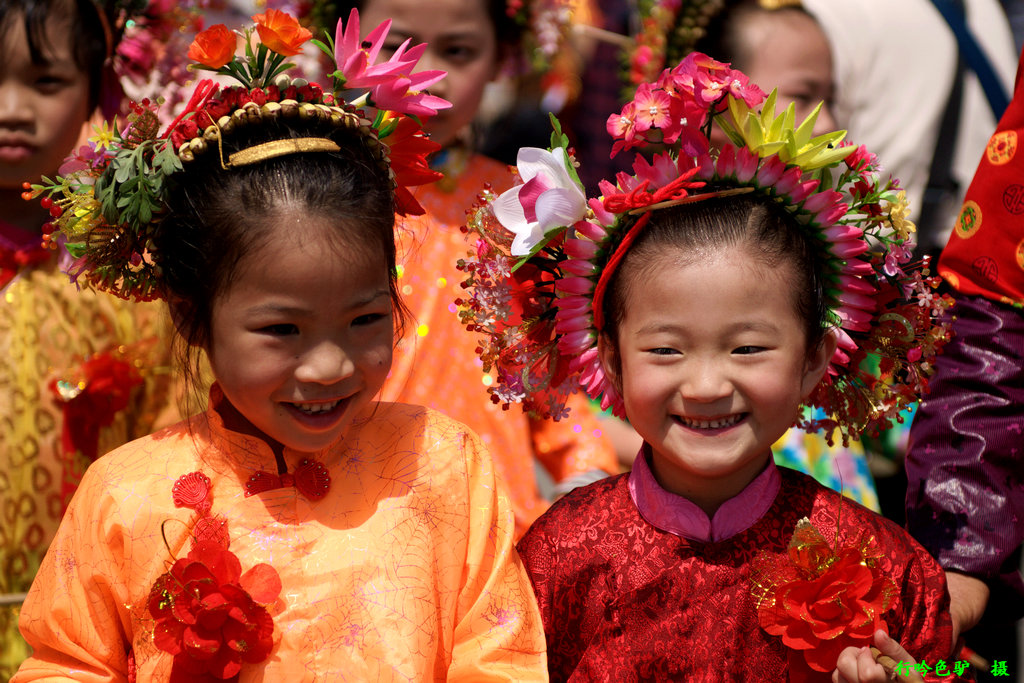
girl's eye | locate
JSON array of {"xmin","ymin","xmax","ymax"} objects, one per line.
[
  {"xmin": 444, "ymin": 44, "xmax": 477, "ymax": 62},
  {"xmin": 353, "ymin": 312, "xmax": 388, "ymax": 326},
  {"xmin": 647, "ymin": 347, "xmax": 678, "ymax": 356},
  {"xmin": 35, "ymin": 74, "xmax": 69, "ymax": 91},
  {"xmin": 732, "ymin": 345, "xmax": 764, "ymax": 355},
  {"xmin": 259, "ymin": 324, "xmax": 298, "ymax": 336}
]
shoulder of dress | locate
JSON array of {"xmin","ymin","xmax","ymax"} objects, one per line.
[
  {"xmin": 527, "ymin": 473, "xmax": 631, "ymax": 534},
  {"xmin": 93, "ymin": 418, "xmax": 194, "ymax": 465}
]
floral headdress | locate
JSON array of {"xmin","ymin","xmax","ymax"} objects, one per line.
[
  {"xmin": 24, "ymin": 9, "xmax": 449, "ymax": 302},
  {"xmin": 457, "ymin": 52, "xmax": 952, "ymax": 444}
]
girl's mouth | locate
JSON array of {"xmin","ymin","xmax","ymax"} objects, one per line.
[
  {"xmin": 676, "ymin": 413, "xmax": 745, "ymax": 430},
  {"xmin": 291, "ymin": 399, "xmax": 342, "ymax": 415}
]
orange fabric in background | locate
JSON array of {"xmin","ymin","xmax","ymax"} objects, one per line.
[
  {"xmin": 384, "ymin": 154, "xmax": 618, "ymax": 538},
  {"xmin": 14, "ymin": 388, "xmax": 546, "ymax": 681}
]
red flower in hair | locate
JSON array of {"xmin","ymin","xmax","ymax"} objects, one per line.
[
  {"xmin": 149, "ymin": 541, "xmax": 281, "ymax": 681},
  {"xmin": 253, "ymin": 9, "xmax": 312, "ymax": 57},
  {"xmin": 379, "ymin": 115, "xmax": 442, "ymax": 216},
  {"xmin": 188, "ymin": 24, "xmax": 237, "ymax": 69}
]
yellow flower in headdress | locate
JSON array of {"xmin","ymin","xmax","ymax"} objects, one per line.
[
  {"xmin": 88, "ymin": 121, "xmax": 117, "ymax": 151},
  {"xmin": 721, "ymin": 89, "xmax": 853, "ymax": 170},
  {"xmin": 886, "ymin": 190, "xmax": 917, "ymax": 241}
]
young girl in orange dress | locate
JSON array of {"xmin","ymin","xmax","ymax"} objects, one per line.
[
  {"xmin": 459, "ymin": 54, "xmax": 956, "ymax": 681},
  {"xmin": 331, "ymin": 0, "xmax": 619, "ymax": 538},
  {"xmin": 13, "ymin": 12, "xmax": 545, "ymax": 680}
]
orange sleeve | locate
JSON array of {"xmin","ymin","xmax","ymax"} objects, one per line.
[{"xmin": 448, "ymin": 428, "xmax": 548, "ymax": 681}]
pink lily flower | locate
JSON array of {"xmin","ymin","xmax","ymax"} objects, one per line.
[
  {"xmin": 333, "ymin": 9, "xmax": 418, "ymax": 89},
  {"xmin": 370, "ymin": 72, "xmax": 450, "ymax": 117},
  {"xmin": 493, "ymin": 147, "xmax": 587, "ymax": 255}
]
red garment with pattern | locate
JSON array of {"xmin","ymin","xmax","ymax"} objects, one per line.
[
  {"xmin": 940, "ymin": 52, "xmax": 1024, "ymax": 305},
  {"xmin": 518, "ymin": 467, "xmax": 955, "ymax": 682}
]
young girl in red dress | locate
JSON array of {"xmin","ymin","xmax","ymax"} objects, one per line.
[{"xmin": 458, "ymin": 53, "xmax": 958, "ymax": 681}]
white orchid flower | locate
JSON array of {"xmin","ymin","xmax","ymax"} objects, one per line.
[{"xmin": 493, "ymin": 147, "xmax": 587, "ymax": 256}]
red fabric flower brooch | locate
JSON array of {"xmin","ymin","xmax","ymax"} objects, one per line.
[
  {"xmin": 751, "ymin": 518, "xmax": 897, "ymax": 682},
  {"xmin": 148, "ymin": 471, "xmax": 282, "ymax": 680}
]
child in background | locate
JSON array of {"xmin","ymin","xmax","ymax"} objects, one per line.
[
  {"xmin": 332, "ymin": 0, "xmax": 618, "ymax": 538},
  {"xmin": 460, "ymin": 54, "xmax": 954, "ymax": 680},
  {"xmin": 13, "ymin": 12, "xmax": 545, "ymax": 680},
  {"xmin": 0, "ymin": 0, "xmax": 183, "ymax": 674}
]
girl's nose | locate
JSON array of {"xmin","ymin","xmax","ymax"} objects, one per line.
[
  {"xmin": 295, "ymin": 341, "xmax": 355, "ymax": 385},
  {"xmin": 680, "ymin": 360, "xmax": 731, "ymax": 403},
  {"xmin": 0, "ymin": 82, "xmax": 32, "ymax": 126}
]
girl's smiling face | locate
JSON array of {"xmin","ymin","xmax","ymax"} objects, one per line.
[
  {"xmin": 206, "ymin": 213, "xmax": 394, "ymax": 454},
  {"xmin": 602, "ymin": 244, "xmax": 833, "ymax": 515},
  {"xmin": 359, "ymin": 0, "xmax": 501, "ymax": 149}
]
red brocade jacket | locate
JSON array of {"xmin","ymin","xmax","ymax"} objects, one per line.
[{"xmin": 518, "ymin": 465, "xmax": 955, "ymax": 682}]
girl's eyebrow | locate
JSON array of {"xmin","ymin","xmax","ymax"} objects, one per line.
[
  {"xmin": 387, "ymin": 28, "xmax": 477, "ymax": 42},
  {"xmin": 635, "ymin": 320, "xmax": 780, "ymax": 335},
  {"xmin": 246, "ymin": 290, "xmax": 391, "ymax": 316}
]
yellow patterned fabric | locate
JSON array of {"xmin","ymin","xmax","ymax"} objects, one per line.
[
  {"xmin": 13, "ymin": 386, "xmax": 547, "ymax": 681},
  {"xmin": 1, "ymin": 258, "xmax": 176, "ymax": 679}
]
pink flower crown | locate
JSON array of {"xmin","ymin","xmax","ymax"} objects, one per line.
[
  {"xmin": 24, "ymin": 9, "xmax": 450, "ymax": 302},
  {"xmin": 457, "ymin": 52, "xmax": 953, "ymax": 444}
]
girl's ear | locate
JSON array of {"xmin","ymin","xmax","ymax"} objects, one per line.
[
  {"xmin": 597, "ymin": 332, "xmax": 622, "ymax": 394},
  {"xmin": 800, "ymin": 328, "xmax": 838, "ymax": 399}
]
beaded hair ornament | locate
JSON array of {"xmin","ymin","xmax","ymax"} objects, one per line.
[
  {"xmin": 457, "ymin": 52, "xmax": 952, "ymax": 444},
  {"xmin": 24, "ymin": 9, "xmax": 448, "ymax": 302}
]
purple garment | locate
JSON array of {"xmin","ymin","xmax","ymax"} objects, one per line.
[{"xmin": 905, "ymin": 292, "xmax": 1024, "ymax": 619}]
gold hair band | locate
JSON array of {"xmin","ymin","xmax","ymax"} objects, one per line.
[
  {"xmin": 227, "ymin": 137, "xmax": 342, "ymax": 168},
  {"xmin": 758, "ymin": 0, "xmax": 804, "ymax": 9}
]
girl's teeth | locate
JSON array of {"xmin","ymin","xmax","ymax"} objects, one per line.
[
  {"xmin": 295, "ymin": 400, "xmax": 340, "ymax": 415},
  {"xmin": 682, "ymin": 414, "xmax": 741, "ymax": 429}
]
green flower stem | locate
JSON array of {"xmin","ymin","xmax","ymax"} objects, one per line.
[{"xmin": 264, "ymin": 53, "xmax": 288, "ymax": 87}]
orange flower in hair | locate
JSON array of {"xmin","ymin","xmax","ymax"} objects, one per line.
[
  {"xmin": 187, "ymin": 24, "xmax": 237, "ymax": 69},
  {"xmin": 253, "ymin": 9, "xmax": 312, "ymax": 57}
]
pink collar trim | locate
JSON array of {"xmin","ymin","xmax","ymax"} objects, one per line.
[{"xmin": 628, "ymin": 446, "xmax": 780, "ymax": 542}]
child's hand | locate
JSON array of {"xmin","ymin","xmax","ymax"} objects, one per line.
[{"xmin": 832, "ymin": 629, "xmax": 925, "ymax": 683}]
